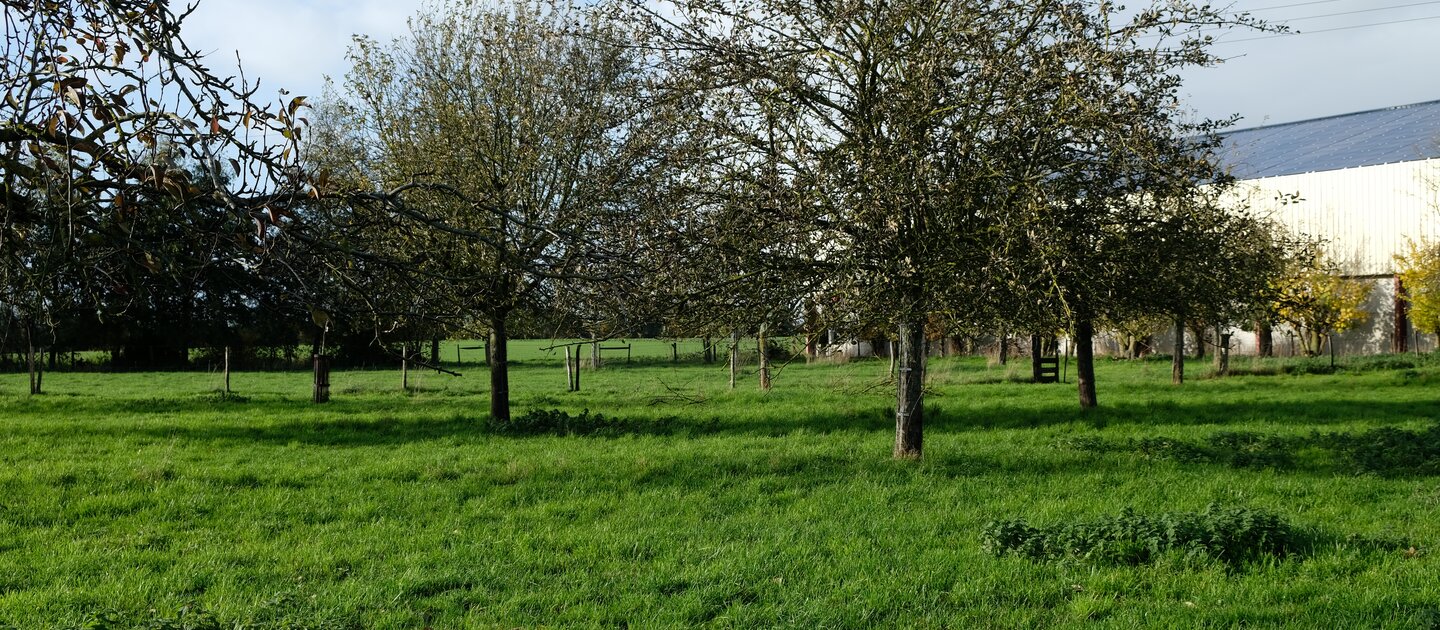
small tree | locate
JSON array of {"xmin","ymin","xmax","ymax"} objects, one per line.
[
  {"xmin": 1273, "ymin": 250, "xmax": 1372, "ymax": 355},
  {"xmin": 307, "ymin": 0, "xmax": 669, "ymax": 422},
  {"xmin": 1395, "ymin": 238, "xmax": 1440, "ymax": 337}
]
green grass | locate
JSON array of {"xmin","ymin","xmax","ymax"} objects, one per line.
[{"xmin": 2, "ymin": 345, "xmax": 1440, "ymax": 627}]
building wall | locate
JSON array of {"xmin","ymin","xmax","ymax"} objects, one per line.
[{"xmin": 1227, "ymin": 159, "xmax": 1440, "ymax": 276}]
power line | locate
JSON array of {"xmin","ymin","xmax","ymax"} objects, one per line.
[
  {"xmin": 1137, "ymin": 1, "xmax": 1434, "ymax": 40},
  {"xmin": 1218, "ymin": 13, "xmax": 1440, "ymax": 43},
  {"xmin": 1248, "ymin": 0, "xmax": 1351, "ymax": 11},
  {"xmin": 1276, "ymin": 0, "xmax": 1440, "ymax": 23}
]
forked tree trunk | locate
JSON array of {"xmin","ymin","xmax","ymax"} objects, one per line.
[
  {"xmin": 1076, "ymin": 318, "xmax": 1097, "ymax": 408},
  {"xmin": 894, "ymin": 320, "xmax": 925, "ymax": 459},
  {"xmin": 1172, "ymin": 317, "xmax": 1185, "ymax": 385},
  {"xmin": 489, "ymin": 316, "xmax": 510, "ymax": 423}
]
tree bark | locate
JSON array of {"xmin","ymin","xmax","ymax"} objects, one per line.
[
  {"xmin": 729, "ymin": 330, "xmax": 739, "ymax": 389},
  {"xmin": 431, "ymin": 337, "xmax": 441, "ymax": 371},
  {"xmin": 489, "ymin": 316, "xmax": 510, "ymax": 423},
  {"xmin": 997, "ymin": 328, "xmax": 1008, "ymax": 365},
  {"xmin": 1076, "ymin": 318, "xmax": 1097, "ymax": 408},
  {"xmin": 1256, "ymin": 319, "xmax": 1274, "ymax": 357},
  {"xmin": 1030, "ymin": 334, "xmax": 1042, "ymax": 382},
  {"xmin": 25, "ymin": 321, "xmax": 39, "ymax": 395},
  {"xmin": 1172, "ymin": 317, "xmax": 1185, "ymax": 385},
  {"xmin": 1394, "ymin": 276, "xmax": 1409, "ymax": 353},
  {"xmin": 1190, "ymin": 323, "xmax": 1206, "ymax": 360},
  {"xmin": 758, "ymin": 324, "xmax": 771, "ymax": 391},
  {"xmin": 894, "ymin": 320, "xmax": 925, "ymax": 459}
]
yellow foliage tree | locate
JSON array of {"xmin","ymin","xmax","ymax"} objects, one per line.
[
  {"xmin": 1273, "ymin": 250, "xmax": 1372, "ymax": 355},
  {"xmin": 1395, "ymin": 238, "xmax": 1440, "ymax": 335}
]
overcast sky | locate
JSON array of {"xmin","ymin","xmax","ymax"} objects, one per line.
[{"xmin": 185, "ymin": 0, "xmax": 1440, "ymax": 130}]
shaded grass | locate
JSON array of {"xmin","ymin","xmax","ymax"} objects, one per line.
[{"xmin": 1, "ymin": 348, "xmax": 1439, "ymax": 627}]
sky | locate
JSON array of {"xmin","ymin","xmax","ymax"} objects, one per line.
[{"xmin": 184, "ymin": 0, "xmax": 1440, "ymax": 130}]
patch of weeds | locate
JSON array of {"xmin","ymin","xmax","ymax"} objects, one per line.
[
  {"xmin": 487, "ymin": 408, "xmax": 671, "ymax": 436},
  {"xmin": 59, "ymin": 603, "xmax": 221, "ymax": 630},
  {"xmin": 197, "ymin": 391, "xmax": 250, "ymax": 404},
  {"xmin": 1315, "ymin": 425, "xmax": 1440, "ymax": 476},
  {"xmin": 981, "ymin": 504, "xmax": 1300, "ymax": 566}
]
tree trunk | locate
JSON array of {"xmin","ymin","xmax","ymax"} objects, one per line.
[
  {"xmin": 1216, "ymin": 332, "xmax": 1232, "ymax": 377},
  {"xmin": 894, "ymin": 320, "xmax": 926, "ymax": 459},
  {"xmin": 312, "ymin": 354, "xmax": 330, "ymax": 403},
  {"xmin": 729, "ymin": 331, "xmax": 739, "ymax": 390},
  {"xmin": 1395, "ymin": 276, "xmax": 1410, "ymax": 353},
  {"xmin": 1076, "ymin": 318, "xmax": 1097, "ymax": 408},
  {"xmin": 565, "ymin": 346, "xmax": 574, "ymax": 392},
  {"xmin": 489, "ymin": 316, "xmax": 510, "ymax": 423},
  {"xmin": 1172, "ymin": 317, "xmax": 1185, "ymax": 385},
  {"xmin": 1256, "ymin": 319, "xmax": 1274, "ymax": 357},
  {"xmin": 997, "ymin": 328, "xmax": 1008, "ymax": 365},
  {"xmin": 431, "ymin": 337, "xmax": 441, "ymax": 372},
  {"xmin": 25, "ymin": 322, "xmax": 39, "ymax": 395},
  {"xmin": 1190, "ymin": 324, "xmax": 1206, "ymax": 360},
  {"xmin": 402, "ymin": 342, "xmax": 410, "ymax": 391},
  {"xmin": 758, "ymin": 324, "xmax": 771, "ymax": 391},
  {"xmin": 1030, "ymin": 334, "xmax": 1043, "ymax": 382}
]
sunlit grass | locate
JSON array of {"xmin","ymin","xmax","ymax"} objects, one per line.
[{"xmin": 2, "ymin": 345, "xmax": 1439, "ymax": 627}]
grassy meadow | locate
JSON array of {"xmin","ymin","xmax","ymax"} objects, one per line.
[{"xmin": 2, "ymin": 340, "xmax": 1439, "ymax": 628}]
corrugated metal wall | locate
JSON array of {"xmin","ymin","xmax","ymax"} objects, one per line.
[{"xmin": 1226, "ymin": 159, "xmax": 1440, "ymax": 276}]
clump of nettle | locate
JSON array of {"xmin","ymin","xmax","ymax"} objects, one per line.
[{"xmin": 982, "ymin": 505, "xmax": 1299, "ymax": 566}]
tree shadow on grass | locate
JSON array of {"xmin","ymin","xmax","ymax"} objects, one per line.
[
  {"xmin": 9, "ymin": 390, "xmax": 1440, "ymax": 458},
  {"xmin": 1057, "ymin": 424, "xmax": 1440, "ymax": 478}
]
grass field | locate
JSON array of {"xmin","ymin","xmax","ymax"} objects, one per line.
[{"xmin": 2, "ymin": 341, "xmax": 1439, "ymax": 628}]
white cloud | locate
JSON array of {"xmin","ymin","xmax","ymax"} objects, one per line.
[{"xmin": 182, "ymin": 0, "xmax": 424, "ymax": 103}]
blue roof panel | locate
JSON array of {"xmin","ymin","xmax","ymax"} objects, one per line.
[{"xmin": 1216, "ymin": 100, "xmax": 1440, "ymax": 180}]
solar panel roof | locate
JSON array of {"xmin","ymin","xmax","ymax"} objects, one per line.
[{"xmin": 1215, "ymin": 100, "xmax": 1440, "ymax": 181}]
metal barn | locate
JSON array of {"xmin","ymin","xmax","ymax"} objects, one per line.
[{"xmin": 1215, "ymin": 100, "xmax": 1440, "ymax": 355}]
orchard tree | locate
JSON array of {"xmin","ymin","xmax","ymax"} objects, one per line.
[
  {"xmin": 2, "ymin": 0, "xmax": 307, "ymax": 391},
  {"xmin": 622, "ymin": 0, "xmax": 1273, "ymax": 455},
  {"xmin": 308, "ymin": 0, "xmax": 672, "ymax": 421},
  {"xmin": 1274, "ymin": 249, "xmax": 1372, "ymax": 355}
]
